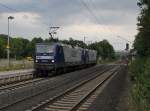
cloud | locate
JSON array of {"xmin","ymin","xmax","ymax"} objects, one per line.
[
  {"xmin": 0, "ymin": 0, "xmax": 139, "ymax": 26},
  {"xmin": 0, "ymin": 0, "xmax": 139, "ymax": 50},
  {"xmin": 0, "ymin": 0, "xmax": 31, "ymax": 5}
]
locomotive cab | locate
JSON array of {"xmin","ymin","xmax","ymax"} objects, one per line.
[
  {"xmin": 34, "ymin": 43, "xmax": 65, "ymax": 76},
  {"xmin": 35, "ymin": 43, "xmax": 55, "ymax": 71}
]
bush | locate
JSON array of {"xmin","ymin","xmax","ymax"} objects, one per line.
[
  {"xmin": 129, "ymin": 57, "xmax": 150, "ymax": 111},
  {"xmin": 129, "ymin": 58, "xmax": 146, "ymax": 81}
]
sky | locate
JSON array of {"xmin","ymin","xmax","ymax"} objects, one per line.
[{"xmin": 0, "ymin": 0, "xmax": 139, "ymax": 50}]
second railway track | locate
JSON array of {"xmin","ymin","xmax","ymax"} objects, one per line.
[
  {"xmin": 0, "ymin": 65, "xmax": 107, "ymax": 93},
  {"xmin": 0, "ymin": 78, "xmax": 45, "ymax": 92},
  {"xmin": 27, "ymin": 66, "xmax": 120, "ymax": 111}
]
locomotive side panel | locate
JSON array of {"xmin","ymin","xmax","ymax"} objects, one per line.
[
  {"xmin": 88, "ymin": 50, "xmax": 97, "ymax": 64},
  {"xmin": 63, "ymin": 46, "xmax": 82, "ymax": 66}
]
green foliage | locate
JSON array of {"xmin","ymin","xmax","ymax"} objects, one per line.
[
  {"xmin": 0, "ymin": 34, "xmax": 44, "ymax": 59},
  {"xmin": 129, "ymin": 57, "xmax": 146, "ymax": 80},
  {"xmin": 11, "ymin": 38, "xmax": 30, "ymax": 58},
  {"xmin": 0, "ymin": 34, "xmax": 115, "ymax": 61},
  {"xmin": 134, "ymin": 0, "xmax": 150, "ymax": 56},
  {"xmin": 0, "ymin": 35, "xmax": 7, "ymax": 58},
  {"xmin": 45, "ymin": 37, "xmax": 59, "ymax": 43},
  {"xmin": 61, "ymin": 39, "xmax": 115, "ymax": 60},
  {"xmin": 60, "ymin": 38, "xmax": 87, "ymax": 48},
  {"xmin": 130, "ymin": 58, "xmax": 150, "ymax": 111},
  {"xmin": 88, "ymin": 40, "xmax": 115, "ymax": 60},
  {"xmin": 26, "ymin": 37, "xmax": 44, "ymax": 57},
  {"xmin": 131, "ymin": 1, "xmax": 150, "ymax": 110}
]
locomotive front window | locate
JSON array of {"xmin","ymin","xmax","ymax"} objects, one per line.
[{"xmin": 36, "ymin": 45, "xmax": 54, "ymax": 53}]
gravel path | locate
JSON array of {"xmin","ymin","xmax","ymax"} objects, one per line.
[
  {"xmin": 87, "ymin": 65, "xmax": 134, "ymax": 111},
  {"xmin": 116, "ymin": 68, "xmax": 136, "ymax": 111}
]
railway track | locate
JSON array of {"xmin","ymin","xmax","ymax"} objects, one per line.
[
  {"xmin": 0, "ymin": 65, "xmax": 117, "ymax": 111},
  {"xmin": 0, "ymin": 78, "xmax": 45, "ymax": 92},
  {"xmin": 0, "ymin": 65, "xmax": 105, "ymax": 91},
  {"xmin": 0, "ymin": 65, "xmax": 106, "ymax": 93},
  {"xmin": 26, "ymin": 66, "xmax": 120, "ymax": 111}
]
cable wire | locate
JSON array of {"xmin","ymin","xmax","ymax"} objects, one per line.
[
  {"xmin": 79, "ymin": 0, "xmax": 133, "ymax": 44},
  {"xmin": 0, "ymin": 2, "xmax": 19, "ymax": 12}
]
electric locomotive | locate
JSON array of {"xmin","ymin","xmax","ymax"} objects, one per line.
[{"xmin": 34, "ymin": 42, "xmax": 97, "ymax": 77}]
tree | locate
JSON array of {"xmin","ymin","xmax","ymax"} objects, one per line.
[
  {"xmin": 45, "ymin": 37, "xmax": 59, "ymax": 43},
  {"xmin": 88, "ymin": 40, "xmax": 115, "ymax": 60},
  {"xmin": 0, "ymin": 35, "xmax": 44, "ymax": 59},
  {"xmin": 131, "ymin": 1, "xmax": 150, "ymax": 110},
  {"xmin": 26, "ymin": 37, "xmax": 44, "ymax": 57},
  {"xmin": 134, "ymin": 0, "xmax": 150, "ymax": 56},
  {"xmin": 0, "ymin": 34, "xmax": 115, "ymax": 60},
  {"xmin": 11, "ymin": 38, "xmax": 30, "ymax": 58},
  {"xmin": 0, "ymin": 34, "xmax": 8, "ymax": 58},
  {"xmin": 61, "ymin": 38, "xmax": 87, "ymax": 48}
]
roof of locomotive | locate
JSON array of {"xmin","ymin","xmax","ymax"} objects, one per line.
[
  {"xmin": 36, "ymin": 42, "xmax": 97, "ymax": 53},
  {"xmin": 36, "ymin": 42, "xmax": 82, "ymax": 49},
  {"xmin": 36, "ymin": 42, "xmax": 60, "ymax": 46}
]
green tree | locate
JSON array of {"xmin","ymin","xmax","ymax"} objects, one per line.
[
  {"xmin": 61, "ymin": 38, "xmax": 87, "ymax": 48},
  {"xmin": 11, "ymin": 37, "xmax": 29, "ymax": 59},
  {"xmin": 45, "ymin": 37, "xmax": 59, "ymax": 43},
  {"xmin": 130, "ymin": 1, "xmax": 150, "ymax": 110},
  {"xmin": 88, "ymin": 40, "xmax": 115, "ymax": 60},
  {"xmin": 0, "ymin": 34, "xmax": 8, "ymax": 58},
  {"xmin": 0, "ymin": 35, "xmax": 44, "ymax": 59},
  {"xmin": 26, "ymin": 37, "xmax": 43, "ymax": 57},
  {"xmin": 134, "ymin": 0, "xmax": 150, "ymax": 56}
]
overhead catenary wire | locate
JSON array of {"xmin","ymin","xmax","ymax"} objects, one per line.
[
  {"xmin": 0, "ymin": 1, "xmax": 132, "ymax": 45},
  {"xmin": 79, "ymin": 0, "xmax": 133, "ymax": 44},
  {"xmin": 79, "ymin": 0, "xmax": 109, "ymax": 34},
  {"xmin": 90, "ymin": 0, "xmax": 133, "ymax": 44},
  {"xmin": 0, "ymin": 2, "xmax": 19, "ymax": 12},
  {"xmin": 116, "ymin": 36, "xmax": 133, "ymax": 44},
  {"xmin": 77, "ymin": 0, "xmax": 111, "ymax": 41}
]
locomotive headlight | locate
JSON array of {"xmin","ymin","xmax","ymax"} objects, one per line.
[
  {"xmin": 35, "ymin": 60, "xmax": 38, "ymax": 63},
  {"xmin": 51, "ymin": 60, "xmax": 55, "ymax": 63}
]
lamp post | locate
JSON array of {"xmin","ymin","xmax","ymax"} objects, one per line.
[{"xmin": 7, "ymin": 16, "xmax": 14, "ymax": 67}]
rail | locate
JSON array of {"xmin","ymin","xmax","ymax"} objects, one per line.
[{"xmin": 27, "ymin": 66, "xmax": 120, "ymax": 111}]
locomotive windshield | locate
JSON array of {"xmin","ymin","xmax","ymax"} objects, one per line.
[{"xmin": 36, "ymin": 44, "xmax": 54, "ymax": 53}]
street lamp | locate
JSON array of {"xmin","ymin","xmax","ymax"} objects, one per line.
[{"xmin": 7, "ymin": 16, "xmax": 14, "ymax": 67}]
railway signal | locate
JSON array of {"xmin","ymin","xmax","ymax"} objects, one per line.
[{"xmin": 125, "ymin": 43, "xmax": 129, "ymax": 51}]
